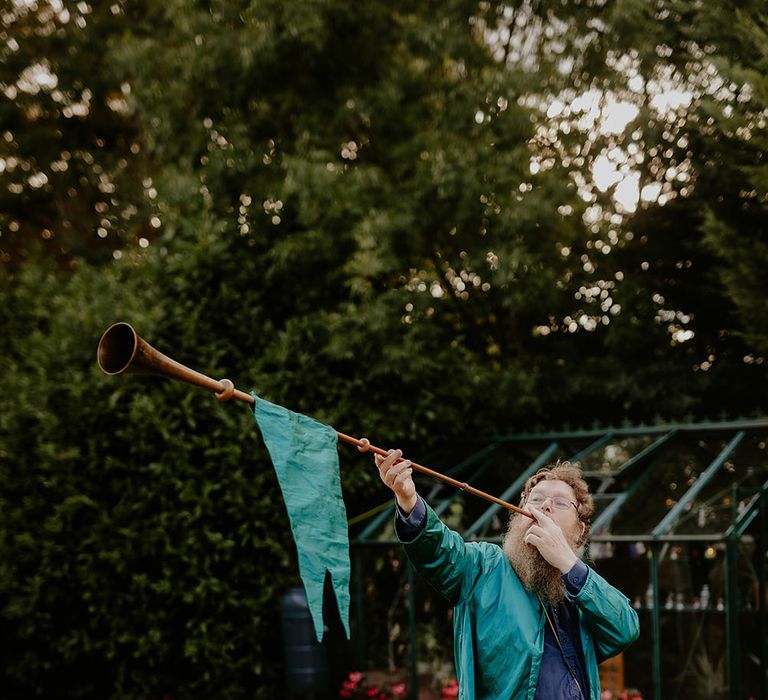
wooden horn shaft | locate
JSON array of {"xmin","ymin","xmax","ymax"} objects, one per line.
[{"xmin": 96, "ymin": 322, "xmax": 533, "ymax": 518}]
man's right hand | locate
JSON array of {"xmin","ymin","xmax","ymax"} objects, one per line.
[{"xmin": 375, "ymin": 449, "xmax": 418, "ymax": 514}]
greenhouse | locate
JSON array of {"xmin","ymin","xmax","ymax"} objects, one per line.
[{"xmin": 350, "ymin": 418, "xmax": 768, "ymax": 700}]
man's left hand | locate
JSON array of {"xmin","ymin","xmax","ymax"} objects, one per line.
[{"xmin": 523, "ymin": 507, "xmax": 579, "ymax": 573}]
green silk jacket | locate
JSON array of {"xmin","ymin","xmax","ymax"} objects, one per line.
[{"xmin": 399, "ymin": 502, "xmax": 640, "ymax": 700}]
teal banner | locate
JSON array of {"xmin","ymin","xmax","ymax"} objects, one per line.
[{"xmin": 252, "ymin": 393, "xmax": 350, "ymax": 641}]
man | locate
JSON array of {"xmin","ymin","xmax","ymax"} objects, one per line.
[{"xmin": 375, "ymin": 450, "xmax": 639, "ymax": 700}]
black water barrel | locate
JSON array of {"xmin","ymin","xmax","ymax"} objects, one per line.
[{"xmin": 281, "ymin": 586, "xmax": 328, "ymax": 695}]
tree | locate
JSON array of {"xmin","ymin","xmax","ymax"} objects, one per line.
[{"xmin": 0, "ymin": 1, "xmax": 152, "ymax": 269}]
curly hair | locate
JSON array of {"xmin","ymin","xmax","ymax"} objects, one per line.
[{"xmin": 521, "ymin": 461, "xmax": 595, "ymax": 526}]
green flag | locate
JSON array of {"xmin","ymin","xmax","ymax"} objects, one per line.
[{"xmin": 252, "ymin": 393, "xmax": 350, "ymax": 642}]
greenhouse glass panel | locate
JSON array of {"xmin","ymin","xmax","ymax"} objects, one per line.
[
  {"xmin": 596, "ymin": 433, "xmax": 734, "ymax": 537},
  {"xmin": 664, "ymin": 434, "xmax": 768, "ymax": 536},
  {"xmin": 578, "ymin": 435, "xmax": 658, "ymax": 476}
]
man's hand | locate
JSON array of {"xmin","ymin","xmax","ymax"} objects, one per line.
[
  {"xmin": 375, "ymin": 449, "xmax": 418, "ymax": 514},
  {"xmin": 523, "ymin": 507, "xmax": 579, "ymax": 573}
]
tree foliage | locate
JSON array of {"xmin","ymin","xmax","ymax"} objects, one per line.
[{"xmin": 1, "ymin": 0, "xmax": 768, "ymax": 697}]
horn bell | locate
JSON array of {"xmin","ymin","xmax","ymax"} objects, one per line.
[
  {"xmin": 97, "ymin": 321, "xmax": 177, "ymax": 378},
  {"xmin": 97, "ymin": 322, "xmax": 149, "ymax": 375},
  {"xmin": 96, "ymin": 322, "xmax": 251, "ymax": 402}
]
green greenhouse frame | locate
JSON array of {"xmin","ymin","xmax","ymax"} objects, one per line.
[{"xmin": 350, "ymin": 418, "xmax": 768, "ymax": 700}]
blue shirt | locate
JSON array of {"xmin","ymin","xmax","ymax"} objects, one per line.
[
  {"xmin": 396, "ymin": 497, "xmax": 590, "ymax": 699},
  {"xmin": 537, "ymin": 594, "xmax": 589, "ymax": 699}
]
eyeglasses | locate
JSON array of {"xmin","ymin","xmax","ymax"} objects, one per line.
[{"xmin": 525, "ymin": 494, "xmax": 578, "ymax": 511}]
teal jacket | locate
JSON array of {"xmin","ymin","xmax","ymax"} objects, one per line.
[{"xmin": 399, "ymin": 502, "xmax": 639, "ymax": 700}]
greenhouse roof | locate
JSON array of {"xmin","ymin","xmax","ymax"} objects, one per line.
[{"xmin": 351, "ymin": 418, "xmax": 768, "ymax": 545}]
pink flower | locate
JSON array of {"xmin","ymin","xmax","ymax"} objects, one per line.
[
  {"xmin": 391, "ymin": 682, "xmax": 407, "ymax": 697},
  {"xmin": 367, "ymin": 688, "xmax": 380, "ymax": 697},
  {"xmin": 348, "ymin": 671, "xmax": 363, "ymax": 684},
  {"xmin": 442, "ymin": 685, "xmax": 459, "ymax": 698},
  {"xmin": 601, "ymin": 692, "xmax": 613, "ymax": 700}
]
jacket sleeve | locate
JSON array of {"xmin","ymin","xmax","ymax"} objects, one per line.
[
  {"xmin": 571, "ymin": 566, "xmax": 640, "ymax": 663},
  {"xmin": 397, "ymin": 500, "xmax": 485, "ymax": 606}
]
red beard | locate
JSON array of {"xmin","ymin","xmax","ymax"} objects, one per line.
[{"xmin": 502, "ymin": 514, "xmax": 573, "ymax": 604}]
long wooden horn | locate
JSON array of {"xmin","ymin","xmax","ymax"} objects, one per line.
[
  {"xmin": 97, "ymin": 321, "xmax": 252, "ymax": 403},
  {"xmin": 97, "ymin": 322, "xmax": 533, "ymax": 518}
]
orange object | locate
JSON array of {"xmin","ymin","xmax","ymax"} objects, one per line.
[{"xmin": 599, "ymin": 652, "xmax": 625, "ymax": 695}]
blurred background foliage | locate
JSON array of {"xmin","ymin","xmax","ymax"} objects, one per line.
[{"xmin": 1, "ymin": 0, "xmax": 767, "ymax": 697}]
